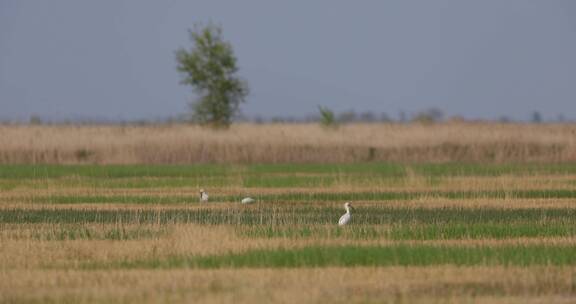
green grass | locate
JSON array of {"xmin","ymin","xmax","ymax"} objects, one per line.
[
  {"xmin": 253, "ymin": 189, "xmax": 576, "ymax": 201},
  {"xmin": 3, "ymin": 163, "xmax": 576, "ymax": 192},
  {"xmin": 242, "ymin": 175, "xmax": 337, "ymax": 188},
  {"xmin": 240, "ymin": 223, "xmax": 576, "ymax": 240},
  {"xmin": 389, "ymin": 223, "xmax": 576, "ymax": 240},
  {"xmin": 0, "ymin": 164, "xmax": 231, "ymax": 179},
  {"xmin": 25, "ymin": 195, "xmax": 197, "ymax": 205},
  {"xmin": 1, "ymin": 207, "xmax": 574, "ymax": 225},
  {"xmin": 82, "ymin": 177, "xmax": 232, "ymax": 188},
  {"xmin": 0, "ymin": 224, "xmax": 167, "ymax": 241},
  {"xmin": 103, "ymin": 244, "xmax": 576, "ymax": 269},
  {"xmin": 3, "ymin": 162, "xmax": 576, "ymax": 180},
  {"xmin": 246, "ymin": 163, "xmax": 406, "ymax": 176},
  {"xmin": 0, "ymin": 177, "xmax": 235, "ymax": 189},
  {"xmin": 15, "ymin": 189, "xmax": 576, "ymax": 205},
  {"xmin": 411, "ymin": 163, "xmax": 576, "ymax": 177}
]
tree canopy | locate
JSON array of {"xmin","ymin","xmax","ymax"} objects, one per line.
[{"xmin": 176, "ymin": 24, "xmax": 248, "ymax": 128}]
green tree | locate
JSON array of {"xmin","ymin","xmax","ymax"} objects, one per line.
[{"xmin": 175, "ymin": 24, "xmax": 249, "ymax": 128}]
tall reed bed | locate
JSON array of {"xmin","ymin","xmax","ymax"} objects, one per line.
[{"xmin": 1, "ymin": 123, "xmax": 576, "ymax": 163}]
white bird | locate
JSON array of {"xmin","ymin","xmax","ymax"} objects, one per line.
[
  {"xmin": 241, "ymin": 197, "xmax": 255, "ymax": 204},
  {"xmin": 199, "ymin": 189, "xmax": 209, "ymax": 202},
  {"xmin": 338, "ymin": 202, "xmax": 353, "ymax": 226}
]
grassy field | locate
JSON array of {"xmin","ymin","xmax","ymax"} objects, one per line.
[
  {"xmin": 1, "ymin": 162, "xmax": 576, "ymax": 303},
  {"xmin": 2, "ymin": 123, "xmax": 576, "ymax": 163}
]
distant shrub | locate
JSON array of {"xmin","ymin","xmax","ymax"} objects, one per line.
[
  {"xmin": 75, "ymin": 149, "xmax": 94, "ymax": 162},
  {"xmin": 29, "ymin": 115, "xmax": 42, "ymax": 125},
  {"xmin": 412, "ymin": 108, "xmax": 444, "ymax": 124},
  {"xmin": 318, "ymin": 106, "xmax": 337, "ymax": 128}
]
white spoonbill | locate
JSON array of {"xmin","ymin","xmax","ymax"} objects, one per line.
[
  {"xmin": 241, "ymin": 197, "xmax": 255, "ymax": 204},
  {"xmin": 199, "ymin": 189, "xmax": 209, "ymax": 202},
  {"xmin": 338, "ymin": 202, "xmax": 353, "ymax": 226}
]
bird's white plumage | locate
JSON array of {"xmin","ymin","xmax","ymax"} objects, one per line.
[
  {"xmin": 200, "ymin": 189, "xmax": 209, "ymax": 202},
  {"xmin": 338, "ymin": 202, "xmax": 352, "ymax": 226},
  {"xmin": 241, "ymin": 197, "xmax": 255, "ymax": 204}
]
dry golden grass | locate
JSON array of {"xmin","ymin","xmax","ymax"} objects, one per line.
[
  {"xmin": 0, "ymin": 224, "xmax": 240, "ymax": 269},
  {"xmin": 2, "ymin": 122, "xmax": 576, "ymax": 163},
  {"xmin": 1, "ymin": 266, "xmax": 575, "ymax": 304}
]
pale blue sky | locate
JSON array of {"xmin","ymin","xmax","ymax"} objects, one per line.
[{"xmin": 1, "ymin": 1, "xmax": 575, "ymax": 121}]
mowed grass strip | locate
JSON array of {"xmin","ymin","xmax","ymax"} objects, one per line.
[
  {"xmin": 242, "ymin": 175, "xmax": 337, "ymax": 188},
  {"xmin": 246, "ymin": 163, "xmax": 406, "ymax": 176},
  {"xmin": 257, "ymin": 189, "xmax": 576, "ymax": 201},
  {"xmin": 4, "ymin": 162, "xmax": 576, "ymax": 180},
  {"xmin": 0, "ymin": 224, "xmax": 167, "ymax": 241},
  {"xmin": 0, "ymin": 164, "xmax": 231, "ymax": 179},
  {"xmin": 240, "ymin": 223, "xmax": 576, "ymax": 240},
  {"xmin": 1, "ymin": 207, "xmax": 574, "ymax": 225},
  {"xmin": 105, "ymin": 245, "xmax": 576, "ymax": 269},
  {"xmin": 25, "ymin": 195, "xmax": 196, "ymax": 205},
  {"xmin": 11, "ymin": 189, "xmax": 576, "ymax": 205},
  {"xmin": 0, "ymin": 163, "xmax": 406, "ymax": 179},
  {"xmin": 5, "ymin": 163, "xmax": 576, "ymax": 191},
  {"xmin": 411, "ymin": 162, "xmax": 576, "ymax": 177},
  {"xmin": 251, "ymin": 162, "xmax": 576, "ymax": 177}
]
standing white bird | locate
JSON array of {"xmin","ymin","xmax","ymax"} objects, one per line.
[
  {"xmin": 338, "ymin": 202, "xmax": 352, "ymax": 226},
  {"xmin": 241, "ymin": 197, "xmax": 255, "ymax": 204},
  {"xmin": 199, "ymin": 189, "xmax": 209, "ymax": 203}
]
